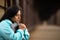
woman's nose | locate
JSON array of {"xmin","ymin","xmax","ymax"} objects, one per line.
[{"xmin": 18, "ymin": 16, "xmax": 21, "ymax": 19}]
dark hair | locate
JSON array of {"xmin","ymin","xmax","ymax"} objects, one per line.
[{"xmin": 0, "ymin": 5, "xmax": 22, "ymax": 22}]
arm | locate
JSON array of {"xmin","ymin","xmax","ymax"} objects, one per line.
[
  {"xmin": 0, "ymin": 21, "xmax": 24, "ymax": 40},
  {"xmin": 24, "ymin": 28, "xmax": 30, "ymax": 40},
  {"xmin": 19, "ymin": 23, "xmax": 30, "ymax": 40}
]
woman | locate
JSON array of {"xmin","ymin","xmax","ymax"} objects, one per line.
[{"xmin": 0, "ymin": 5, "xmax": 30, "ymax": 40}]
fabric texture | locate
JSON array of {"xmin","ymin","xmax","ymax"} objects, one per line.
[{"xmin": 0, "ymin": 19, "xmax": 30, "ymax": 40}]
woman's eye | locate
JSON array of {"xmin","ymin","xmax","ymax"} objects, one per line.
[{"xmin": 15, "ymin": 14, "xmax": 18, "ymax": 16}]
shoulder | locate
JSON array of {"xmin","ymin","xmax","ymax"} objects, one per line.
[{"xmin": 0, "ymin": 19, "xmax": 12, "ymax": 26}]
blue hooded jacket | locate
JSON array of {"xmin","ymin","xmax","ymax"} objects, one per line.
[{"xmin": 0, "ymin": 19, "xmax": 30, "ymax": 40}]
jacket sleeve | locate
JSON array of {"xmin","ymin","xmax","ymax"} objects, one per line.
[
  {"xmin": 24, "ymin": 28, "xmax": 30, "ymax": 40},
  {"xmin": 0, "ymin": 21, "xmax": 24, "ymax": 40}
]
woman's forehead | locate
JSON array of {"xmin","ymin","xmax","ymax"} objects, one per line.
[{"xmin": 16, "ymin": 10, "xmax": 21, "ymax": 15}]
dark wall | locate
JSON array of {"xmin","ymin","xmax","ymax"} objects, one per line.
[{"xmin": 33, "ymin": 0, "xmax": 60, "ymax": 24}]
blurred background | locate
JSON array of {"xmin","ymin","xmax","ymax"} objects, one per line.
[{"xmin": 0, "ymin": 0, "xmax": 60, "ymax": 40}]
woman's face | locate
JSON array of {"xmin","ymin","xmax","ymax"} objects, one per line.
[{"xmin": 11, "ymin": 10, "xmax": 21, "ymax": 23}]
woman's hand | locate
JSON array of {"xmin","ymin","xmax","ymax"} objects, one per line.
[{"xmin": 19, "ymin": 23, "xmax": 26, "ymax": 30}]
